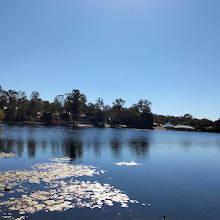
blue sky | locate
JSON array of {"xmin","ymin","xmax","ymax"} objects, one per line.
[{"xmin": 0, "ymin": 0, "xmax": 220, "ymax": 120}]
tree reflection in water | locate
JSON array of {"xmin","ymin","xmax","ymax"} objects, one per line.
[
  {"xmin": 129, "ymin": 138, "xmax": 150, "ymax": 159},
  {"xmin": 0, "ymin": 127, "xmax": 152, "ymax": 161},
  {"xmin": 0, "ymin": 139, "xmax": 24, "ymax": 156},
  {"xmin": 110, "ymin": 139, "xmax": 122, "ymax": 158},
  {"xmin": 16, "ymin": 139, "xmax": 24, "ymax": 156},
  {"xmin": 63, "ymin": 140, "xmax": 83, "ymax": 161},
  {"xmin": 93, "ymin": 140, "xmax": 101, "ymax": 158},
  {"xmin": 0, "ymin": 139, "xmax": 14, "ymax": 153},
  {"xmin": 27, "ymin": 140, "xmax": 36, "ymax": 158}
]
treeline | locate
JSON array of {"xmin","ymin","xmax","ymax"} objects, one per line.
[
  {"xmin": 0, "ymin": 86, "xmax": 153, "ymax": 129},
  {"xmin": 0, "ymin": 85, "xmax": 220, "ymax": 132}
]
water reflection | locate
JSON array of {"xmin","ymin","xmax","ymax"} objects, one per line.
[
  {"xmin": 27, "ymin": 140, "xmax": 36, "ymax": 158},
  {"xmin": 0, "ymin": 139, "xmax": 24, "ymax": 156},
  {"xmin": 181, "ymin": 139, "xmax": 192, "ymax": 151},
  {"xmin": 93, "ymin": 140, "xmax": 101, "ymax": 158},
  {"xmin": 0, "ymin": 139, "xmax": 13, "ymax": 153},
  {"xmin": 16, "ymin": 140, "xmax": 24, "ymax": 156},
  {"xmin": 51, "ymin": 140, "xmax": 61, "ymax": 156},
  {"xmin": 129, "ymin": 138, "xmax": 150, "ymax": 159},
  {"xmin": 0, "ymin": 126, "xmax": 153, "ymax": 160},
  {"xmin": 110, "ymin": 140, "xmax": 122, "ymax": 158},
  {"xmin": 41, "ymin": 140, "xmax": 47, "ymax": 154},
  {"xmin": 63, "ymin": 140, "xmax": 83, "ymax": 161}
]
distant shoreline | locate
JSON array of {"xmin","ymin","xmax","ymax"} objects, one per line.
[
  {"xmin": 1, "ymin": 121, "xmax": 95, "ymax": 127},
  {"xmin": 1, "ymin": 122, "xmax": 220, "ymax": 134}
]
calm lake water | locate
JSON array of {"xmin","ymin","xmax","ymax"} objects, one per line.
[{"xmin": 1, "ymin": 124, "xmax": 220, "ymax": 220}]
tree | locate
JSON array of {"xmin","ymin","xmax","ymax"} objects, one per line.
[
  {"xmin": 41, "ymin": 112, "xmax": 52, "ymax": 125},
  {"xmin": 183, "ymin": 114, "xmax": 193, "ymax": 120},
  {"xmin": 43, "ymin": 101, "xmax": 53, "ymax": 113},
  {"xmin": 130, "ymin": 99, "xmax": 153, "ymax": 129},
  {"xmin": 65, "ymin": 90, "xmax": 87, "ymax": 125},
  {"xmin": 134, "ymin": 99, "xmax": 151, "ymax": 113},
  {"xmin": 53, "ymin": 95, "xmax": 64, "ymax": 112},
  {"xmin": 0, "ymin": 86, "xmax": 7, "ymax": 109},
  {"xmin": 16, "ymin": 91, "xmax": 28, "ymax": 122},
  {"xmin": 140, "ymin": 110, "xmax": 154, "ymax": 129},
  {"xmin": 124, "ymin": 107, "xmax": 140, "ymax": 128},
  {"xmin": 95, "ymin": 98, "xmax": 105, "ymax": 110},
  {"xmin": 28, "ymin": 91, "xmax": 42, "ymax": 121},
  {"xmin": 214, "ymin": 118, "xmax": 220, "ymax": 132},
  {"xmin": 110, "ymin": 98, "xmax": 126, "ymax": 126},
  {"xmin": 112, "ymin": 98, "xmax": 125, "ymax": 109},
  {"xmin": 4, "ymin": 90, "xmax": 18, "ymax": 121},
  {"xmin": 85, "ymin": 100, "xmax": 105, "ymax": 126},
  {"xmin": 0, "ymin": 109, "xmax": 4, "ymax": 121},
  {"xmin": 52, "ymin": 95, "xmax": 65, "ymax": 123}
]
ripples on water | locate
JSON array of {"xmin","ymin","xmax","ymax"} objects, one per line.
[{"xmin": 0, "ymin": 124, "xmax": 220, "ymax": 220}]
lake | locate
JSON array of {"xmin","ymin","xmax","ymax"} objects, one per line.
[{"xmin": 0, "ymin": 124, "xmax": 220, "ymax": 220}]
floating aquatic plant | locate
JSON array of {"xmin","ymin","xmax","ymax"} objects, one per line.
[
  {"xmin": 0, "ymin": 157, "xmax": 139, "ymax": 219},
  {"xmin": 115, "ymin": 161, "xmax": 141, "ymax": 166},
  {"xmin": 0, "ymin": 152, "xmax": 15, "ymax": 158},
  {"xmin": 49, "ymin": 157, "xmax": 72, "ymax": 163}
]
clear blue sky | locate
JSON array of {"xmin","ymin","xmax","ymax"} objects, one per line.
[{"xmin": 0, "ymin": 0, "xmax": 220, "ymax": 120}]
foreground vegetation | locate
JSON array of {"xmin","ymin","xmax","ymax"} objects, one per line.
[{"xmin": 0, "ymin": 85, "xmax": 220, "ymax": 132}]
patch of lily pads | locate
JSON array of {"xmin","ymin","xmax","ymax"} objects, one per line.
[
  {"xmin": 0, "ymin": 152, "xmax": 16, "ymax": 158},
  {"xmin": 115, "ymin": 161, "xmax": 141, "ymax": 166},
  {"xmin": 0, "ymin": 157, "xmax": 139, "ymax": 219},
  {"xmin": 49, "ymin": 157, "xmax": 72, "ymax": 163}
]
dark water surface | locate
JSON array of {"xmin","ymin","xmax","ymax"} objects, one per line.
[{"xmin": 1, "ymin": 124, "xmax": 220, "ymax": 220}]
